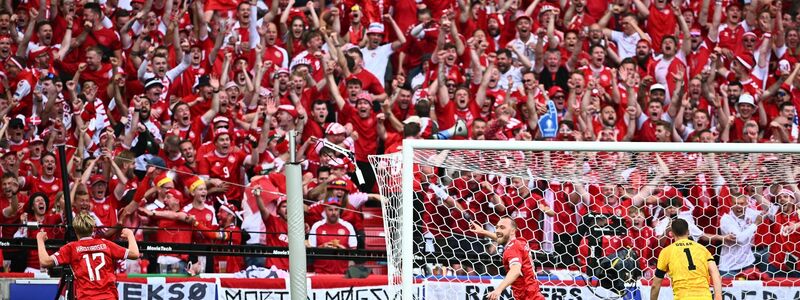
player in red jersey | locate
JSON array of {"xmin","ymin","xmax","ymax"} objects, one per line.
[
  {"xmin": 472, "ymin": 216, "xmax": 544, "ymax": 300},
  {"xmin": 36, "ymin": 212, "xmax": 139, "ymax": 300}
]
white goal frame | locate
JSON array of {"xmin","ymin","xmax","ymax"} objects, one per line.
[{"xmin": 398, "ymin": 139, "xmax": 800, "ymax": 300}]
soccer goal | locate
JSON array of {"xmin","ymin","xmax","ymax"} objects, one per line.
[{"xmin": 370, "ymin": 140, "xmax": 800, "ymax": 300}]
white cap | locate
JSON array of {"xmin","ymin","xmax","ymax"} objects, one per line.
[
  {"xmin": 649, "ymin": 83, "xmax": 666, "ymax": 92},
  {"xmin": 366, "ymin": 22, "xmax": 385, "ymax": 35},
  {"xmin": 738, "ymin": 93, "xmax": 755, "ymax": 106}
]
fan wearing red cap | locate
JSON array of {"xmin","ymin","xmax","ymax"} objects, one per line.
[
  {"xmin": 212, "ymin": 197, "xmax": 245, "ymax": 273},
  {"xmin": 717, "ymin": 3, "xmax": 746, "ymax": 51},
  {"xmin": 308, "ymin": 195, "xmax": 357, "ymax": 274},
  {"xmin": 5, "ymin": 56, "xmax": 36, "ymax": 116},
  {"xmin": 276, "ymin": 104, "xmax": 305, "ymax": 132},
  {"xmin": 196, "ymin": 126, "xmax": 259, "ymax": 203},
  {"xmin": 252, "ymin": 187, "xmax": 289, "ymax": 270},
  {"xmin": 139, "ymin": 186, "xmax": 195, "ymax": 269},
  {"xmin": 87, "ymin": 174, "xmax": 120, "ymax": 228},
  {"xmin": 326, "ymin": 64, "xmax": 383, "ymax": 186}
]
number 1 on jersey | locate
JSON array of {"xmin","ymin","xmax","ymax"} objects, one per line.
[
  {"xmin": 82, "ymin": 253, "xmax": 106, "ymax": 281},
  {"xmin": 683, "ymin": 248, "xmax": 697, "ymax": 270}
]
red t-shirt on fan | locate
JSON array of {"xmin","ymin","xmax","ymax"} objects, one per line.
[
  {"xmin": 52, "ymin": 237, "xmax": 129, "ymax": 300},
  {"xmin": 502, "ymin": 237, "xmax": 544, "ymax": 300},
  {"xmin": 308, "ymin": 219, "xmax": 357, "ymax": 274},
  {"xmin": 264, "ymin": 214, "xmax": 289, "ymax": 270},
  {"xmin": 197, "ymin": 150, "xmax": 249, "ymax": 203}
]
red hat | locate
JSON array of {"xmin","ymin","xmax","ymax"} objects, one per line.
[
  {"xmin": 325, "ymin": 196, "xmax": 342, "ymax": 206},
  {"xmin": 689, "ymin": 26, "xmax": 702, "ymax": 36},
  {"xmin": 6, "ymin": 57, "xmax": 22, "ymax": 69},
  {"xmin": 356, "ymin": 92, "xmax": 372, "ymax": 103},
  {"xmin": 28, "ymin": 46, "xmax": 50, "ymax": 62},
  {"xmin": 274, "ymin": 68, "xmax": 290, "ymax": 78},
  {"xmin": 366, "ymin": 22, "xmax": 385, "ymax": 35},
  {"xmin": 218, "ymin": 199, "xmax": 242, "ymax": 220},
  {"xmin": 276, "ymin": 196, "xmax": 287, "ymax": 206},
  {"xmin": 329, "ymin": 157, "xmax": 354, "ymax": 172},
  {"xmin": 277, "ymin": 105, "xmax": 299, "ymax": 118},
  {"xmin": 548, "ymin": 86, "xmax": 565, "ymax": 98},
  {"xmin": 327, "ymin": 176, "xmax": 349, "ymax": 191},
  {"xmin": 538, "ymin": 3, "xmax": 559, "ymax": 16},
  {"xmin": 90, "ymin": 174, "xmax": 108, "ymax": 185},
  {"xmin": 212, "ymin": 116, "xmax": 230, "ymax": 124},
  {"xmin": 736, "ymin": 53, "xmax": 755, "ymax": 70},
  {"xmin": 187, "ymin": 176, "xmax": 205, "ymax": 193},
  {"xmin": 325, "ymin": 123, "xmax": 346, "ymax": 135},
  {"xmin": 514, "ymin": 11, "xmax": 532, "ymax": 23},
  {"xmin": 488, "ymin": 13, "xmax": 504, "ymax": 26},
  {"xmin": 155, "ymin": 172, "xmax": 173, "ymax": 187},
  {"xmin": 165, "ymin": 188, "xmax": 184, "ymax": 203},
  {"xmin": 30, "ymin": 135, "xmax": 44, "ymax": 144},
  {"xmin": 214, "ymin": 128, "xmax": 231, "ymax": 139},
  {"xmin": 742, "ymin": 31, "xmax": 757, "ymax": 39}
]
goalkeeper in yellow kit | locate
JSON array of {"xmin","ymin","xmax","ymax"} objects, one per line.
[{"xmin": 650, "ymin": 218, "xmax": 723, "ymax": 300}]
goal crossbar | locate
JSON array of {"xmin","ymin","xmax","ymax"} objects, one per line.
[{"xmin": 398, "ymin": 139, "xmax": 800, "ymax": 300}]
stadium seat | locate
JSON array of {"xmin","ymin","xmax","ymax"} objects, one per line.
[
  {"xmin": 362, "ymin": 207, "xmax": 384, "ymax": 227},
  {"xmin": 364, "ymin": 227, "xmax": 387, "ymax": 250}
]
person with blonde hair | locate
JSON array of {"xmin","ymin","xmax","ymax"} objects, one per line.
[{"xmin": 37, "ymin": 212, "xmax": 139, "ymax": 300}]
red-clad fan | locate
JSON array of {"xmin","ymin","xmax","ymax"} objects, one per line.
[
  {"xmin": 5, "ymin": 57, "xmax": 35, "ymax": 116},
  {"xmin": 183, "ymin": 176, "xmax": 218, "ymax": 244},
  {"xmin": 306, "ymin": 176, "xmax": 364, "ymax": 233},
  {"xmin": 213, "ymin": 199, "xmax": 244, "ymax": 273},
  {"xmin": 0, "ymin": 173, "xmax": 25, "ymax": 272},
  {"xmin": 308, "ymin": 197, "xmax": 358, "ymax": 274},
  {"xmin": 87, "ymin": 174, "xmax": 118, "ymax": 228},
  {"xmin": 196, "ymin": 128, "xmax": 259, "ymax": 205},
  {"xmin": 767, "ymin": 189, "xmax": 800, "ymax": 275},
  {"xmin": 254, "ymin": 189, "xmax": 289, "ymax": 271},
  {"xmin": 26, "ymin": 152, "xmax": 62, "ymax": 206},
  {"xmin": 471, "ymin": 217, "xmax": 544, "ymax": 300},
  {"xmin": 502, "ymin": 177, "xmax": 555, "ymax": 250},
  {"xmin": 17, "ymin": 192, "xmax": 62, "ymax": 272},
  {"xmin": 139, "ymin": 187, "xmax": 194, "ymax": 272}
]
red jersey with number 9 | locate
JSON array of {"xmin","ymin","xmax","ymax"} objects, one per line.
[
  {"xmin": 51, "ymin": 237, "xmax": 129, "ymax": 300},
  {"xmin": 197, "ymin": 150, "xmax": 249, "ymax": 201},
  {"xmin": 502, "ymin": 237, "xmax": 544, "ymax": 300}
]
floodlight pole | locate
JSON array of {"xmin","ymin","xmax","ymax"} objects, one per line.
[{"xmin": 286, "ymin": 130, "xmax": 307, "ymax": 300}]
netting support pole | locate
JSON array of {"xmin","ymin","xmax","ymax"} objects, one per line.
[
  {"xmin": 286, "ymin": 130, "xmax": 308, "ymax": 300},
  {"xmin": 401, "ymin": 141, "xmax": 415, "ymax": 300}
]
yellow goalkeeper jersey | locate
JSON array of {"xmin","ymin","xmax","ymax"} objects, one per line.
[{"xmin": 656, "ymin": 238, "xmax": 713, "ymax": 300}]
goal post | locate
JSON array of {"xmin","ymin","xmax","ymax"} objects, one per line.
[{"xmin": 371, "ymin": 140, "xmax": 800, "ymax": 300}]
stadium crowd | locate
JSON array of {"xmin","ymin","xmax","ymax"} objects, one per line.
[{"xmin": 0, "ymin": 0, "xmax": 797, "ymax": 279}]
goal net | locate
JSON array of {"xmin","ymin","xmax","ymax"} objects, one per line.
[{"xmin": 370, "ymin": 140, "xmax": 800, "ymax": 300}]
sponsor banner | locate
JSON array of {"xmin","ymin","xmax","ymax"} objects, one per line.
[
  {"xmin": 116, "ymin": 278, "xmax": 217, "ymax": 300},
  {"xmin": 218, "ymin": 285, "xmax": 395, "ymax": 300},
  {"xmin": 9, "ymin": 275, "xmax": 800, "ymax": 300},
  {"xmin": 422, "ymin": 279, "xmax": 800, "ymax": 300}
]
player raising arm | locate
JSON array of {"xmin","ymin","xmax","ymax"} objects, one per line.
[
  {"xmin": 471, "ymin": 217, "xmax": 545, "ymax": 300},
  {"xmin": 37, "ymin": 212, "xmax": 140, "ymax": 300},
  {"xmin": 650, "ymin": 218, "xmax": 722, "ymax": 300}
]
